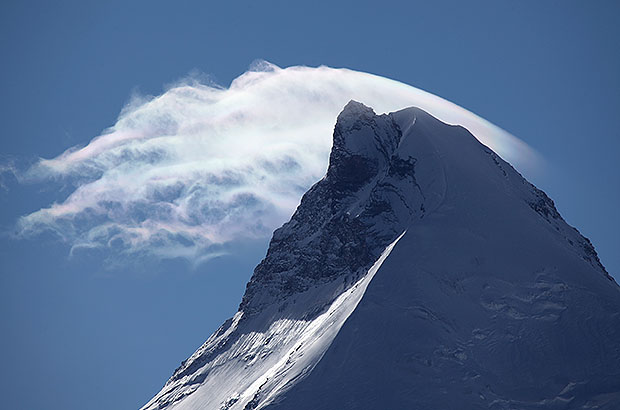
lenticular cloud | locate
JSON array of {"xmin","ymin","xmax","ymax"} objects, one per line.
[{"xmin": 19, "ymin": 62, "xmax": 538, "ymax": 262}]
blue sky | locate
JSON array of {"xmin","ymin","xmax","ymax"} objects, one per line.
[{"xmin": 1, "ymin": 1, "xmax": 619, "ymax": 409}]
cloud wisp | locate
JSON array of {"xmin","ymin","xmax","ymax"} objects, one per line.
[{"xmin": 18, "ymin": 62, "xmax": 539, "ymax": 263}]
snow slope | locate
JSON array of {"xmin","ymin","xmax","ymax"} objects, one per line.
[{"xmin": 142, "ymin": 102, "xmax": 619, "ymax": 410}]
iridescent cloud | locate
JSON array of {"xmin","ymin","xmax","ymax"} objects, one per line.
[{"xmin": 18, "ymin": 62, "xmax": 540, "ymax": 263}]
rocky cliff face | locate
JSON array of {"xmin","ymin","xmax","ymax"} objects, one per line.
[
  {"xmin": 240, "ymin": 101, "xmax": 426, "ymax": 316},
  {"xmin": 142, "ymin": 102, "xmax": 619, "ymax": 410}
]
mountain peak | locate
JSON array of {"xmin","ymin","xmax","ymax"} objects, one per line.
[
  {"xmin": 338, "ymin": 99, "xmax": 375, "ymax": 118},
  {"xmin": 328, "ymin": 102, "xmax": 401, "ymax": 196},
  {"xmin": 142, "ymin": 102, "xmax": 619, "ymax": 410}
]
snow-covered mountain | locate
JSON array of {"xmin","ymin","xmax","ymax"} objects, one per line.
[{"xmin": 142, "ymin": 101, "xmax": 620, "ymax": 410}]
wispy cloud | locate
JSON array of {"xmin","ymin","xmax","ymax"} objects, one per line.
[
  {"xmin": 0, "ymin": 156, "xmax": 19, "ymax": 190},
  {"xmin": 17, "ymin": 62, "xmax": 540, "ymax": 262}
]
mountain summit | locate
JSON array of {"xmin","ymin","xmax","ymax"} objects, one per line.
[{"xmin": 142, "ymin": 102, "xmax": 619, "ymax": 410}]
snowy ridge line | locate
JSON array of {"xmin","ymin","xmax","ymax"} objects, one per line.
[
  {"xmin": 254, "ymin": 230, "xmax": 406, "ymax": 409},
  {"xmin": 141, "ymin": 231, "xmax": 405, "ymax": 410}
]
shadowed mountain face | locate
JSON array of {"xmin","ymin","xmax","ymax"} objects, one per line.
[{"xmin": 142, "ymin": 102, "xmax": 620, "ymax": 410}]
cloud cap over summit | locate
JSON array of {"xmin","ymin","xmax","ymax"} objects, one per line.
[{"xmin": 18, "ymin": 62, "xmax": 539, "ymax": 264}]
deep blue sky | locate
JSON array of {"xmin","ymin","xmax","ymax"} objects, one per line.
[{"xmin": 1, "ymin": 1, "xmax": 618, "ymax": 409}]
